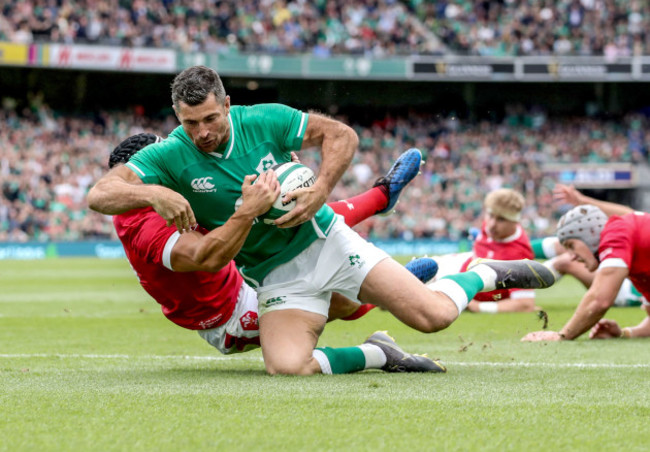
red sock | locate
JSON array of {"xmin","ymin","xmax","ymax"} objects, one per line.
[
  {"xmin": 327, "ymin": 187, "xmax": 388, "ymax": 227},
  {"xmin": 341, "ymin": 304, "xmax": 376, "ymax": 321}
]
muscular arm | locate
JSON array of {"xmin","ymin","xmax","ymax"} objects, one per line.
[
  {"xmin": 170, "ymin": 172, "xmax": 280, "ymax": 272},
  {"xmin": 275, "ymin": 113, "xmax": 358, "ymax": 228},
  {"xmin": 559, "ymin": 266, "xmax": 628, "ymax": 339},
  {"xmin": 553, "ymin": 184, "xmax": 634, "ymax": 217},
  {"xmin": 88, "ymin": 165, "xmax": 197, "ymax": 232},
  {"xmin": 169, "ymin": 211, "xmax": 258, "ymax": 272}
]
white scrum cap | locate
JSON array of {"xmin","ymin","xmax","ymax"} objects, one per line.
[{"xmin": 556, "ymin": 205, "xmax": 608, "ymax": 254}]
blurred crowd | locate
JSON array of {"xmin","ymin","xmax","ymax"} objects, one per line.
[
  {"xmin": 423, "ymin": 0, "xmax": 650, "ymax": 58},
  {"xmin": 2, "ymin": 0, "xmax": 649, "ymax": 57},
  {"xmin": 2, "ymin": 100, "xmax": 648, "ymax": 242},
  {"xmin": 0, "ymin": 0, "xmax": 439, "ymax": 56}
]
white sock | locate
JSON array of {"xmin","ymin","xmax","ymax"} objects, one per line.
[
  {"xmin": 358, "ymin": 344, "xmax": 387, "ymax": 369},
  {"xmin": 312, "ymin": 349, "xmax": 332, "ymax": 375},
  {"xmin": 543, "ymin": 257, "xmax": 563, "ymax": 281},
  {"xmin": 542, "ymin": 237, "xmax": 560, "ymax": 258},
  {"xmin": 427, "ymin": 278, "xmax": 469, "ymax": 314},
  {"xmin": 468, "ymin": 264, "xmax": 498, "ymax": 291}
]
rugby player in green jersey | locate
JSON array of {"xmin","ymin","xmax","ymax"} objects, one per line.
[{"xmin": 89, "ymin": 65, "xmax": 556, "ymax": 375}]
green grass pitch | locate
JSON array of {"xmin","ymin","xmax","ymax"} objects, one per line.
[{"xmin": 1, "ymin": 257, "xmax": 649, "ymax": 451}]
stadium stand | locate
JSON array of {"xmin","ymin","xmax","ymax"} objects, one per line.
[
  {"xmin": 1, "ymin": 101, "xmax": 647, "ymax": 242},
  {"xmin": 416, "ymin": 0, "xmax": 650, "ymax": 57},
  {"xmin": 1, "ymin": 0, "xmax": 649, "ymax": 56},
  {"xmin": 0, "ymin": 0, "xmax": 440, "ymax": 55}
]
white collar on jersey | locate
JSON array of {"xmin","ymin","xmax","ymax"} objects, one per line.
[{"xmin": 209, "ymin": 114, "xmax": 235, "ymax": 159}]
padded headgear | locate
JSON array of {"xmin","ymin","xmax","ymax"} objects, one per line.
[
  {"xmin": 556, "ymin": 205, "xmax": 608, "ymax": 254},
  {"xmin": 108, "ymin": 133, "xmax": 162, "ymax": 168}
]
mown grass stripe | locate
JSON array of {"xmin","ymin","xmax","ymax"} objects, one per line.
[{"xmin": 1, "ymin": 353, "xmax": 648, "ymax": 369}]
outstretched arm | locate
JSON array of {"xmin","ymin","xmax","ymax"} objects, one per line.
[
  {"xmin": 553, "ymin": 184, "xmax": 634, "ymax": 217},
  {"xmin": 275, "ymin": 113, "xmax": 358, "ymax": 228},
  {"xmin": 87, "ymin": 165, "xmax": 197, "ymax": 233},
  {"xmin": 522, "ymin": 267, "xmax": 628, "ymax": 341},
  {"xmin": 170, "ymin": 171, "xmax": 280, "ymax": 272}
]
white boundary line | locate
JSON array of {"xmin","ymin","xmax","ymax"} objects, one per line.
[
  {"xmin": 0, "ymin": 353, "xmax": 260, "ymax": 362},
  {"xmin": 1, "ymin": 354, "xmax": 648, "ymax": 368}
]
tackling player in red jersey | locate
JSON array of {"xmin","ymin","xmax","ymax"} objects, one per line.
[{"xmin": 523, "ymin": 205, "xmax": 650, "ymax": 341}]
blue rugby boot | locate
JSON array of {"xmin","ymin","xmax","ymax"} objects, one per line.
[
  {"xmin": 374, "ymin": 148, "xmax": 422, "ymax": 215},
  {"xmin": 405, "ymin": 257, "xmax": 439, "ymax": 284}
]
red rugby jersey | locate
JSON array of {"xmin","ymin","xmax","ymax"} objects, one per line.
[
  {"xmin": 113, "ymin": 207, "xmax": 242, "ymax": 330},
  {"xmin": 461, "ymin": 222, "xmax": 535, "ymax": 302},
  {"xmin": 598, "ymin": 212, "xmax": 650, "ymax": 301}
]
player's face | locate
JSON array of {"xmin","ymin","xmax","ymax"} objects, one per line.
[
  {"xmin": 175, "ymin": 93, "xmax": 231, "ymax": 153},
  {"xmin": 562, "ymin": 238, "xmax": 599, "ymax": 272},
  {"xmin": 485, "ymin": 212, "xmax": 517, "ymax": 241}
]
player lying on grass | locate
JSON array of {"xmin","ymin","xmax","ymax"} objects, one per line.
[
  {"xmin": 88, "ymin": 66, "xmax": 556, "ymax": 375},
  {"xmin": 108, "ymin": 133, "xmax": 443, "ymax": 373},
  {"xmin": 531, "ymin": 184, "xmax": 645, "ymax": 307},
  {"xmin": 522, "ymin": 201, "xmax": 650, "ymax": 342},
  {"xmin": 430, "ymin": 188, "xmax": 539, "ymax": 313}
]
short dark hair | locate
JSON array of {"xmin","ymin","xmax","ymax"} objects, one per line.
[
  {"xmin": 108, "ymin": 133, "xmax": 162, "ymax": 168},
  {"xmin": 171, "ymin": 65, "xmax": 227, "ymax": 109}
]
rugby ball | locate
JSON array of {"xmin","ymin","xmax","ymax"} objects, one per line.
[{"xmin": 262, "ymin": 162, "xmax": 316, "ymax": 222}]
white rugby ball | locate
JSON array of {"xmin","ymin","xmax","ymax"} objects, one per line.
[{"xmin": 262, "ymin": 162, "xmax": 316, "ymax": 222}]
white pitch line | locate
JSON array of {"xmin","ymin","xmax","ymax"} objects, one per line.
[
  {"xmin": 0, "ymin": 354, "xmax": 648, "ymax": 369},
  {"xmin": 445, "ymin": 361, "xmax": 650, "ymax": 369},
  {"xmin": 0, "ymin": 353, "xmax": 261, "ymax": 362}
]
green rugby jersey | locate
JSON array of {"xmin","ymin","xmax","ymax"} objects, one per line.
[{"xmin": 126, "ymin": 103, "xmax": 337, "ymax": 287}]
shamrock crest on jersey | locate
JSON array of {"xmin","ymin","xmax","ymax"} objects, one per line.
[{"xmin": 256, "ymin": 153, "xmax": 278, "ymax": 174}]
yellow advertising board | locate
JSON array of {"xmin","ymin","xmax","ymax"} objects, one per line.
[{"xmin": 0, "ymin": 42, "xmax": 28, "ymax": 65}]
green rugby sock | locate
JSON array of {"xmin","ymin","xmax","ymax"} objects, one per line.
[
  {"xmin": 427, "ymin": 271, "xmax": 486, "ymax": 313},
  {"xmin": 530, "ymin": 238, "xmax": 546, "ymax": 259},
  {"xmin": 531, "ymin": 237, "xmax": 560, "ymax": 259},
  {"xmin": 441, "ymin": 271, "xmax": 485, "ymax": 301},
  {"xmin": 313, "ymin": 347, "xmax": 366, "ymax": 375}
]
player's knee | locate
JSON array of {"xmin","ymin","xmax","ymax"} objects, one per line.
[
  {"xmin": 419, "ymin": 310, "xmax": 458, "ymax": 333},
  {"xmin": 264, "ymin": 355, "xmax": 318, "ymax": 376},
  {"xmin": 411, "ymin": 302, "xmax": 458, "ymax": 333}
]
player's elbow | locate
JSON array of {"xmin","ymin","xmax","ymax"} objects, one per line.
[
  {"xmin": 327, "ymin": 120, "xmax": 358, "ymax": 155},
  {"xmin": 341, "ymin": 123, "xmax": 359, "ymax": 152},
  {"xmin": 86, "ymin": 185, "xmax": 105, "ymax": 213},
  {"xmin": 587, "ymin": 295, "xmax": 614, "ymax": 316},
  {"xmin": 592, "ymin": 297, "xmax": 614, "ymax": 313}
]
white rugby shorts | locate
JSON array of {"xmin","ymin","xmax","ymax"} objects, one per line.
[
  {"xmin": 197, "ymin": 282, "xmax": 261, "ymax": 355},
  {"xmin": 256, "ymin": 220, "xmax": 390, "ymax": 317}
]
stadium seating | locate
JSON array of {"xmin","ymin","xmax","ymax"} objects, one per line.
[
  {"xmin": 1, "ymin": 0, "xmax": 648, "ymax": 56},
  {"xmin": 1, "ymin": 104, "xmax": 647, "ymax": 242}
]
